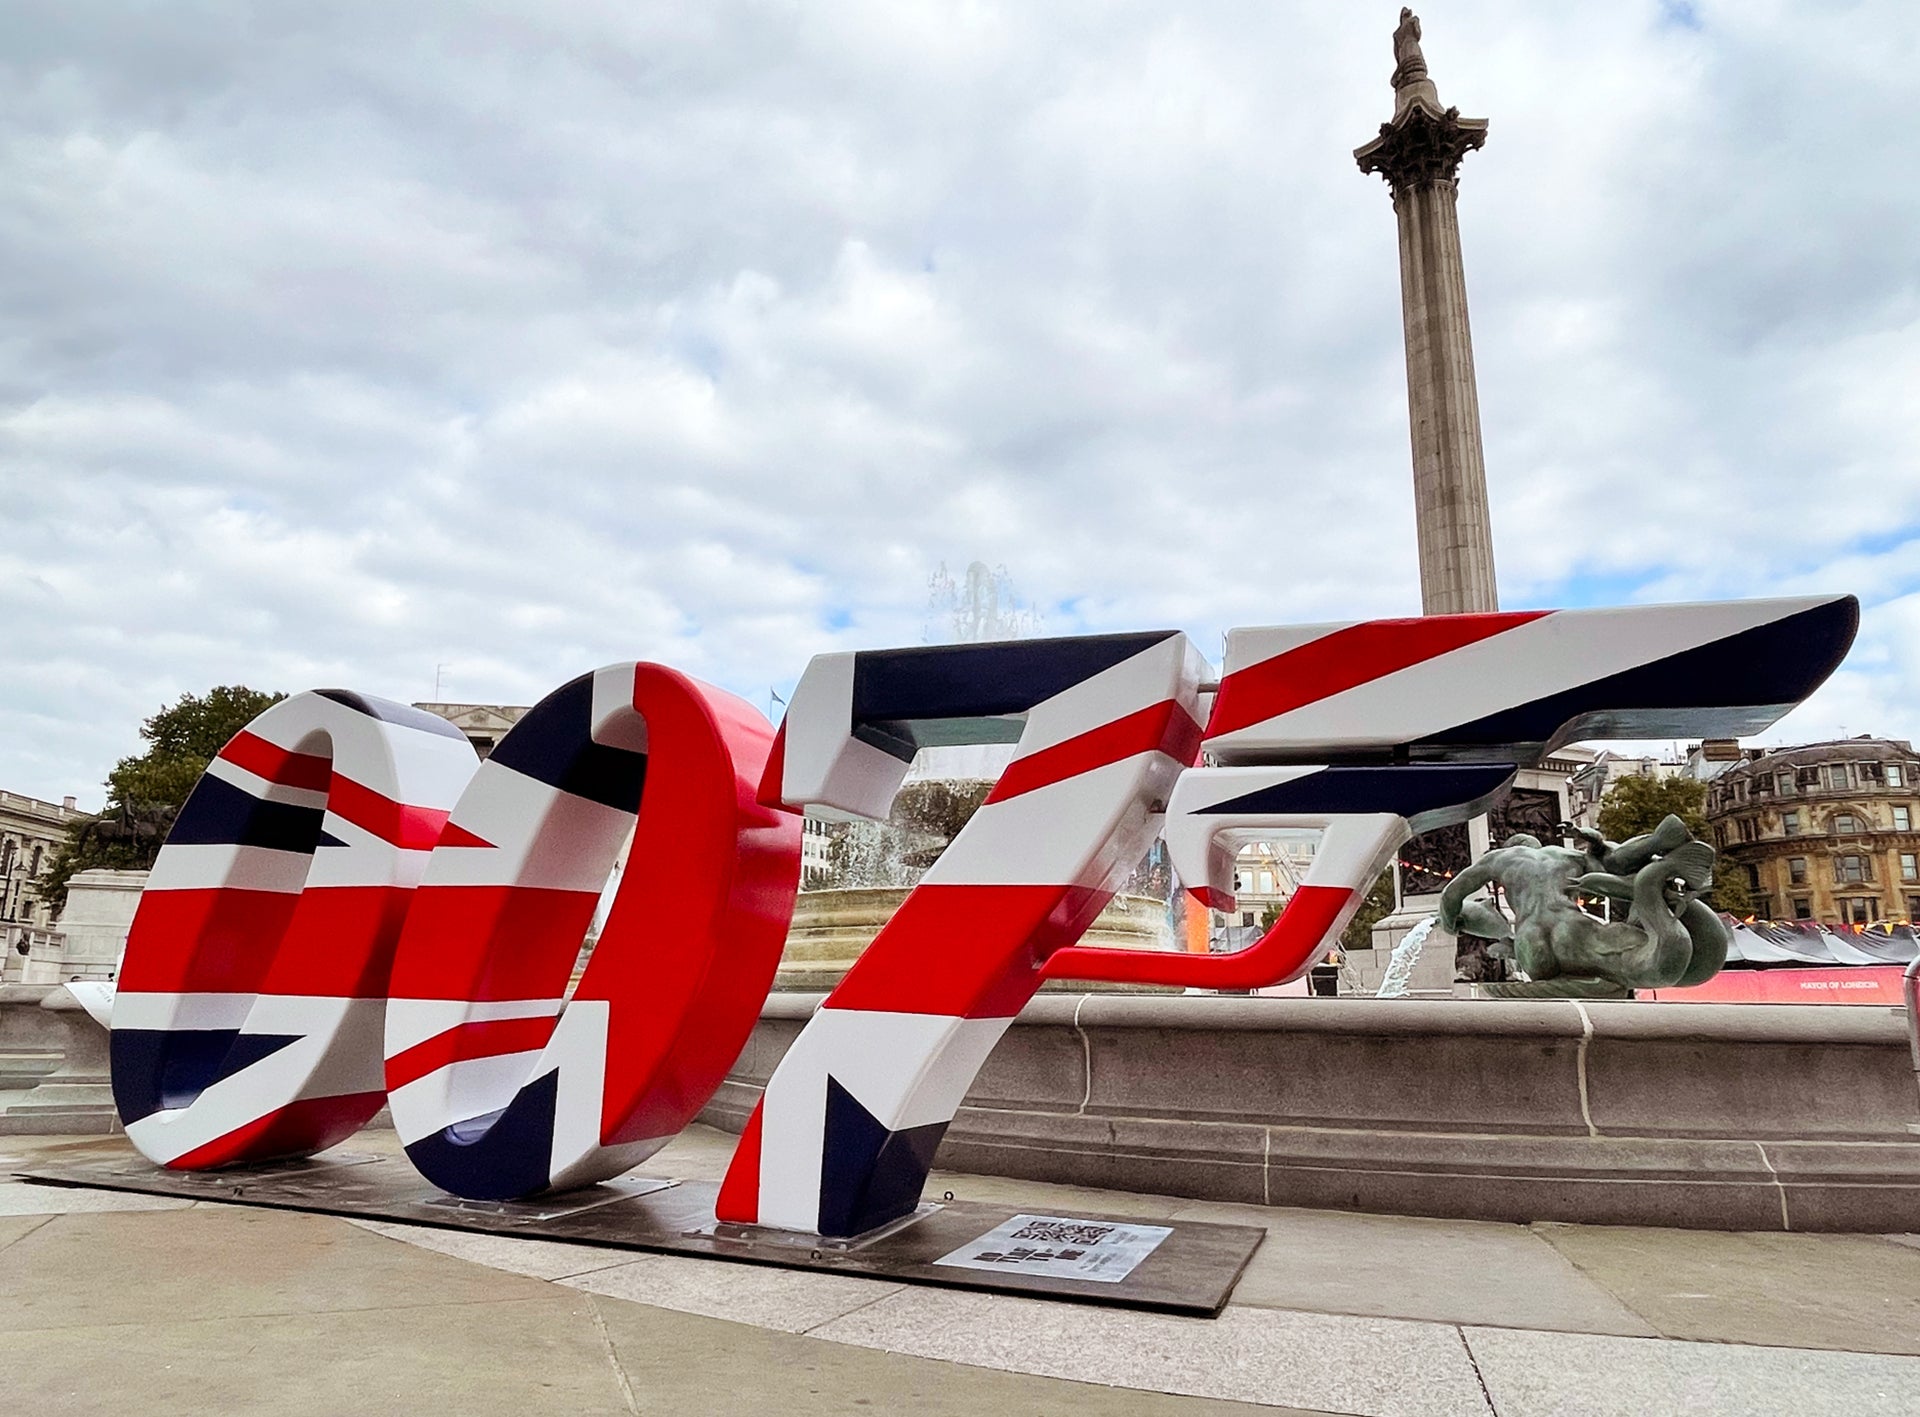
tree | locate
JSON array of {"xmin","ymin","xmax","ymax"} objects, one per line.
[
  {"xmin": 1593, "ymin": 772, "xmax": 1757, "ymax": 916},
  {"xmin": 41, "ymin": 686, "xmax": 284, "ymax": 912},
  {"xmin": 1339, "ymin": 869, "xmax": 1397, "ymax": 952},
  {"xmin": 1595, "ymin": 774, "xmax": 1709, "ymax": 843},
  {"xmin": 1709, "ymin": 865, "xmax": 1757, "ymax": 919}
]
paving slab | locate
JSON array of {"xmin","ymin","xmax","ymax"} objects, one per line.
[
  {"xmin": 590, "ymin": 1296, "xmax": 1308, "ymax": 1415},
  {"xmin": 0, "ymin": 1207, "xmax": 558, "ymax": 1330},
  {"xmin": 1167, "ymin": 1199, "xmax": 1657, "ymax": 1335},
  {"xmin": 0, "ymin": 1212, "xmax": 51, "ymax": 1251},
  {"xmin": 563, "ymin": 1251, "xmax": 906, "ymax": 1332},
  {"xmin": 0, "ymin": 1177, "xmax": 196, "ymax": 1215},
  {"xmin": 1464, "ymin": 1325, "xmax": 1920, "ymax": 1417},
  {"xmin": 0, "ymin": 1202, "xmax": 1302, "ymax": 1417},
  {"xmin": 808, "ymin": 1283, "xmax": 1496, "ymax": 1415},
  {"xmin": 1533, "ymin": 1222, "xmax": 1920, "ymax": 1354},
  {"xmin": 349, "ymin": 1218, "xmax": 641, "ymax": 1281},
  {"xmin": 0, "ymin": 1294, "xmax": 639, "ymax": 1417}
]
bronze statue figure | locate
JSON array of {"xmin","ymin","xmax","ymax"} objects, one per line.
[
  {"xmin": 1438, "ymin": 814, "xmax": 1730, "ymax": 995},
  {"xmin": 1392, "ymin": 9, "xmax": 1427, "ymax": 80}
]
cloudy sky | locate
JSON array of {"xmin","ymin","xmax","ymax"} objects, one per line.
[{"xmin": 2, "ymin": 0, "xmax": 1915, "ymax": 806}]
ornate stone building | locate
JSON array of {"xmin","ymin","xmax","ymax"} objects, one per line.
[
  {"xmin": 1706, "ymin": 738, "xmax": 1920, "ymax": 925},
  {"xmin": 1, "ymin": 788, "xmax": 87, "ymax": 980},
  {"xmin": 412, "ymin": 702, "xmax": 529, "ymax": 759},
  {"xmin": 0, "ymin": 789, "xmax": 84, "ymax": 931}
]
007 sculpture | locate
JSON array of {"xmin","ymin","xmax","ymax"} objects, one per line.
[{"xmin": 106, "ymin": 595, "xmax": 1855, "ymax": 1236}]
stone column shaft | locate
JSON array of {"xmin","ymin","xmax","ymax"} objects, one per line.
[{"xmin": 1395, "ymin": 177, "xmax": 1497, "ymax": 615}]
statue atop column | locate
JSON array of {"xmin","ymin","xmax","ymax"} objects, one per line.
[
  {"xmin": 1358, "ymin": 8, "xmax": 1486, "ymax": 188},
  {"xmin": 1389, "ymin": 8, "xmax": 1441, "ymax": 116}
]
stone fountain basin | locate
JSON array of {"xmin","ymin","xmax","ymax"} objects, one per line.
[{"xmin": 777, "ymin": 888, "xmax": 1175, "ymax": 992}]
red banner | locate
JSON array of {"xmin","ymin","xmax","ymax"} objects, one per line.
[{"xmin": 1644, "ymin": 967, "xmax": 1907, "ymax": 1005}]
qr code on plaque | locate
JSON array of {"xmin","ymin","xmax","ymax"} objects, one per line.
[{"xmin": 1008, "ymin": 1220, "xmax": 1116, "ymax": 1247}]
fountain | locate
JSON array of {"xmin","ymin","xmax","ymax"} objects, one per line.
[
  {"xmin": 777, "ymin": 563, "xmax": 1177, "ymax": 989},
  {"xmin": 1373, "ymin": 914, "xmax": 1441, "ymax": 999}
]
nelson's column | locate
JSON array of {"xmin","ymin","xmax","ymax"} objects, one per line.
[{"xmin": 1355, "ymin": 8, "xmax": 1498, "ymax": 615}]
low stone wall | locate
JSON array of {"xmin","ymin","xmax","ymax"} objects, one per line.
[
  {"xmin": 700, "ymin": 994, "xmax": 1920, "ymax": 1233},
  {"xmin": 0, "ymin": 985, "xmax": 118, "ymax": 1134}
]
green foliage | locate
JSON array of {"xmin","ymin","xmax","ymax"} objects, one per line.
[
  {"xmin": 1339, "ymin": 869, "xmax": 1397, "ymax": 952},
  {"xmin": 41, "ymin": 686, "xmax": 284, "ymax": 913},
  {"xmin": 1595, "ymin": 774, "xmax": 1710, "ymax": 843},
  {"xmin": 1709, "ymin": 864, "xmax": 1757, "ymax": 918}
]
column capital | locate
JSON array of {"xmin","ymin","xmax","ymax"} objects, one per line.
[{"xmin": 1354, "ymin": 101, "xmax": 1488, "ymax": 192}]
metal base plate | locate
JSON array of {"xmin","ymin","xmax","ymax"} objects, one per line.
[{"xmin": 15, "ymin": 1141, "xmax": 1261, "ymax": 1316}]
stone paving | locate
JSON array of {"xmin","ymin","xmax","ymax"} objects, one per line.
[{"xmin": 5, "ymin": 1127, "xmax": 1920, "ymax": 1415}]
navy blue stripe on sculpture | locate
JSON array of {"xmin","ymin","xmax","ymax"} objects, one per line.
[
  {"xmin": 1425, "ymin": 597, "xmax": 1860, "ymax": 754},
  {"xmin": 314, "ymin": 689, "xmax": 470, "ymax": 741},
  {"xmin": 404, "ymin": 1069, "xmax": 560, "ymax": 1201},
  {"xmin": 1202, "ymin": 764, "xmax": 1517, "ymax": 826},
  {"xmin": 165, "ymin": 775, "xmax": 326, "ymax": 854},
  {"xmin": 111, "ymin": 1029, "xmax": 303, "ymax": 1124},
  {"xmin": 850, "ymin": 632, "xmax": 1179, "ymax": 726},
  {"xmin": 484, "ymin": 673, "xmax": 647, "ymax": 812},
  {"xmin": 817, "ymin": 1075, "xmax": 950, "ymax": 1238}
]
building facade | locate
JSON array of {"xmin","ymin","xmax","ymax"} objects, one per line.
[
  {"xmin": 1, "ymin": 788, "xmax": 87, "ymax": 980},
  {"xmin": 412, "ymin": 702, "xmax": 529, "ymax": 759},
  {"xmin": 1706, "ymin": 738, "xmax": 1920, "ymax": 925},
  {"xmin": 0, "ymin": 789, "xmax": 84, "ymax": 932}
]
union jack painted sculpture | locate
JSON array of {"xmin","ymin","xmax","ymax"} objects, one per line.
[{"xmin": 110, "ymin": 594, "xmax": 1857, "ymax": 1235}]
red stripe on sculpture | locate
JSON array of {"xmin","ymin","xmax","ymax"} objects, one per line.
[
  {"xmin": 383, "ymin": 1015, "xmax": 560, "ymax": 1094},
  {"xmin": 1205, "ymin": 612, "xmax": 1550, "ymax": 739},
  {"xmin": 217, "ymin": 730, "xmax": 334, "ymax": 791},
  {"xmin": 985, "ymin": 700, "xmax": 1204, "ymax": 804}
]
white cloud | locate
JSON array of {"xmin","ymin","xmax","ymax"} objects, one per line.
[{"xmin": 0, "ymin": 0, "xmax": 1915, "ymax": 803}]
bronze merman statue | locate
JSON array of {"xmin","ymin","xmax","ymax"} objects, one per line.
[{"xmin": 1438, "ymin": 814, "xmax": 1731, "ymax": 995}]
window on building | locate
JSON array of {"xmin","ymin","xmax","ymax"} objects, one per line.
[
  {"xmin": 1844, "ymin": 897, "xmax": 1878, "ymax": 925},
  {"xmin": 1828, "ymin": 764, "xmax": 1853, "ymax": 791},
  {"xmin": 1834, "ymin": 814, "xmax": 1861, "ymax": 835},
  {"xmin": 1909, "ymin": 895, "xmax": 1920, "ymax": 921},
  {"xmin": 1889, "ymin": 765, "xmax": 1906, "ymax": 789},
  {"xmin": 1836, "ymin": 855, "xmax": 1871, "ymax": 884},
  {"xmin": 1897, "ymin": 807, "xmax": 1912, "ymax": 832},
  {"xmin": 28, "ymin": 844, "xmax": 41, "ymax": 875},
  {"xmin": 1241, "ymin": 911, "xmax": 1255, "ymax": 928},
  {"xmin": 1904, "ymin": 853, "xmax": 1918, "ymax": 881},
  {"xmin": 1745, "ymin": 864, "xmax": 1761, "ymax": 888},
  {"xmin": 1752, "ymin": 775, "xmax": 1772, "ymax": 796},
  {"xmin": 1738, "ymin": 817, "xmax": 1758, "ymax": 842},
  {"xmin": 1789, "ymin": 857, "xmax": 1808, "ymax": 884},
  {"xmin": 1777, "ymin": 772, "xmax": 1795, "ymax": 796},
  {"xmin": 1793, "ymin": 897, "xmax": 1813, "ymax": 920},
  {"xmin": 1859, "ymin": 762, "xmax": 1885, "ymax": 784},
  {"xmin": 1797, "ymin": 767, "xmax": 1821, "ymax": 789},
  {"xmin": 1783, "ymin": 810, "xmax": 1800, "ymax": 835},
  {"xmin": 1714, "ymin": 825, "xmax": 1727, "ymax": 848}
]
